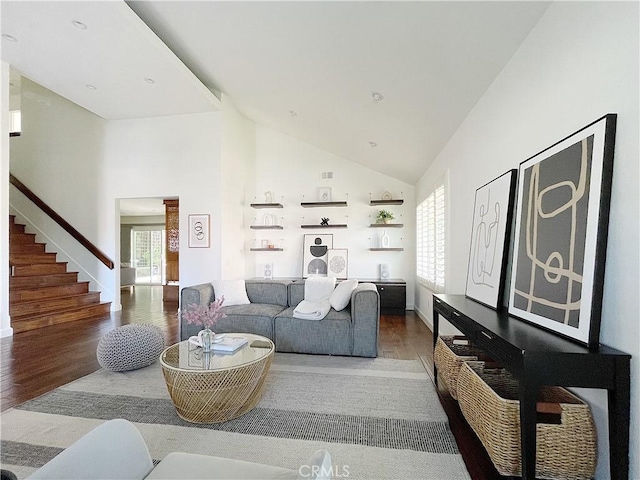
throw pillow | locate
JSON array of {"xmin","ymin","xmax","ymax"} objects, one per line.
[
  {"xmin": 304, "ymin": 276, "xmax": 336, "ymax": 302},
  {"xmin": 329, "ymin": 279, "xmax": 358, "ymax": 311},
  {"xmin": 212, "ymin": 280, "xmax": 250, "ymax": 306}
]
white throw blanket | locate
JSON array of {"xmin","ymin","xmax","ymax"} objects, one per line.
[{"xmin": 293, "ymin": 276, "xmax": 336, "ymax": 320}]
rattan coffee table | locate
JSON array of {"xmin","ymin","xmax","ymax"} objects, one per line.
[{"xmin": 160, "ymin": 333, "xmax": 274, "ymax": 424}]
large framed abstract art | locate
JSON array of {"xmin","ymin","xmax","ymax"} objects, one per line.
[
  {"xmin": 302, "ymin": 234, "xmax": 333, "ymax": 278},
  {"xmin": 508, "ymin": 114, "xmax": 617, "ymax": 347},
  {"xmin": 465, "ymin": 169, "xmax": 517, "ymax": 310}
]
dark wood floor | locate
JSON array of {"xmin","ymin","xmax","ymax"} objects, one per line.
[{"xmin": 0, "ymin": 286, "xmax": 503, "ymax": 479}]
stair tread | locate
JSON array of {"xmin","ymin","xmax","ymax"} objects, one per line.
[
  {"xmin": 11, "ymin": 291, "xmax": 101, "ymax": 307},
  {"xmin": 11, "ymin": 302, "xmax": 111, "ymax": 321},
  {"xmin": 10, "ymin": 281, "xmax": 90, "ymax": 292}
]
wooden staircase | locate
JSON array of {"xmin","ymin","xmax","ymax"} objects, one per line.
[{"xmin": 9, "ymin": 215, "xmax": 111, "ymax": 333}]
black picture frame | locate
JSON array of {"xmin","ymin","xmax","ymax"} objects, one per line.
[
  {"xmin": 464, "ymin": 169, "xmax": 517, "ymax": 310},
  {"xmin": 508, "ymin": 114, "xmax": 617, "ymax": 347}
]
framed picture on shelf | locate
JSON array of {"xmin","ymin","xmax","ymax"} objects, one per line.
[
  {"xmin": 508, "ymin": 114, "xmax": 617, "ymax": 347},
  {"xmin": 465, "ymin": 169, "xmax": 517, "ymax": 310},
  {"xmin": 327, "ymin": 249, "xmax": 348, "ymax": 279},
  {"xmin": 318, "ymin": 187, "xmax": 332, "ymax": 202},
  {"xmin": 188, "ymin": 214, "xmax": 210, "ymax": 248},
  {"xmin": 302, "ymin": 234, "xmax": 333, "ymax": 277}
]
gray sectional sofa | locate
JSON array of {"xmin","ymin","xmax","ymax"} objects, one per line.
[{"xmin": 180, "ymin": 279, "xmax": 380, "ymax": 357}]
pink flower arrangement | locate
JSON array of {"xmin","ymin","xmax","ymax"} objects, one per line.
[{"xmin": 181, "ymin": 296, "xmax": 226, "ymax": 329}]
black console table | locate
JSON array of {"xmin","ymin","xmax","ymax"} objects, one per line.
[{"xmin": 432, "ymin": 294, "xmax": 631, "ymax": 480}]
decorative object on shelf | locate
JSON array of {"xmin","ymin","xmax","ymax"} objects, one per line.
[
  {"xmin": 327, "ymin": 249, "xmax": 348, "ymax": 279},
  {"xmin": 508, "ymin": 114, "xmax": 617, "ymax": 347},
  {"xmin": 380, "ymin": 230, "xmax": 390, "ymax": 248},
  {"xmin": 263, "ymin": 213, "xmax": 277, "ymax": 226},
  {"xmin": 181, "ymin": 296, "xmax": 226, "ymax": 353},
  {"xmin": 261, "ymin": 239, "xmax": 268, "ymax": 248},
  {"xmin": 264, "ymin": 191, "xmax": 274, "ymax": 203},
  {"xmin": 302, "ymin": 234, "xmax": 333, "ymax": 278},
  {"xmin": 188, "ymin": 214, "xmax": 210, "ymax": 248},
  {"xmin": 380, "ymin": 263, "xmax": 390, "ymax": 280},
  {"xmin": 264, "ymin": 263, "xmax": 273, "ymax": 279},
  {"xmin": 318, "ymin": 187, "xmax": 332, "ymax": 202},
  {"xmin": 465, "ymin": 169, "xmax": 517, "ymax": 310},
  {"xmin": 320, "ymin": 217, "xmax": 329, "ymax": 226},
  {"xmin": 376, "ymin": 210, "xmax": 395, "ymax": 224},
  {"xmin": 382, "ymin": 191, "xmax": 393, "ymax": 201}
]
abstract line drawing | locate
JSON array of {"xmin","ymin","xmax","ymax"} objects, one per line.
[
  {"xmin": 465, "ymin": 170, "xmax": 516, "ymax": 309},
  {"xmin": 508, "ymin": 114, "xmax": 617, "ymax": 347},
  {"xmin": 515, "ymin": 140, "xmax": 589, "ymax": 326},
  {"xmin": 471, "ymin": 190, "xmax": 500, "ymax": 287}
]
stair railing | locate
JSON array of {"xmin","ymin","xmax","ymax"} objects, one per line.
[{"xmin": 9, "ymin": 173, "xmax": 115, "ymax": 270}]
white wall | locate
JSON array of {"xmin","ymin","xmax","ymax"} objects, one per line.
[
  {"xmin": 10, "ymin": 77, "xmax": 111, "ymax": 303},
  {"xmin": 254, "ymin": 125, "xmax": 416, "ymax": 307},
  {"xmin": 415, "ymin": 3, "xmax": 639, "ymax": 478},
  {"xmin": 0, "ymin": 61, "xmax": 12, "ymax": 338},
  {"xmin": 220, "ymin": 94, "xmax": 256, "ymax": 280},
  {"xmin": 104, "ymin": 112, "xmax": 222, "ymax": 307},
  {"xmin": 8, "ymin": 77, "xmax": 223, "ymax": 312}
]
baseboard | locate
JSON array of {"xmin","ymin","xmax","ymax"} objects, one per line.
[
  {"xmin": 414, "ymin": 306, "xmax": 433, "ymax": 331},
  {"xmin": 1, "ymin": 317, "xmax": 14, "ymax": 338}
]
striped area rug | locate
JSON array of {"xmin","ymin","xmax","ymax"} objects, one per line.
[{"xmin": 0, "ymin": 353, "xmax": 470, "ymax": 479}]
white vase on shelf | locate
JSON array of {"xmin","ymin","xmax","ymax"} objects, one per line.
[{"xmin": 380, "ymin": 230, "xmax": 390, "ymax": 249}]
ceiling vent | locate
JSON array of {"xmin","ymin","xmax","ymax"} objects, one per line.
[{"xmin": 321, "ymin": 172, "xmax": 334, "ymax": 179}]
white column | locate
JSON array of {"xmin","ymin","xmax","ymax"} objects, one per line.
[{"xmin": 1, "ymin": 60, "xmax": 14, "ymax": 337}]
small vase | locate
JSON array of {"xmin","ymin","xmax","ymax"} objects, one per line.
[{"xmin": 198, "ymin": 327, "xmax": 214, "ymax": 353}]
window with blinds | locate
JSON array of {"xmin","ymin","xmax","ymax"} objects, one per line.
[{"xmin": 416, "ymin": 183, "xmax": 445, "ymax": 291}]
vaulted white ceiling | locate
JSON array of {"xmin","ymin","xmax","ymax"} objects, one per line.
[{"xmin": 2, "ymin": 1, "xmax": 551, "ymax": 183}]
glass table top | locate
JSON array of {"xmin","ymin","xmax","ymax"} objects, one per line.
[{"xmin": 160, "ymin": 333, "xmax": 274, "ymax": 372}]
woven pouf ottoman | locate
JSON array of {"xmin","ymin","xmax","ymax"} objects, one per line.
[{"xmin": 97, "ymin": 324, "xmax": 165, "ymax": 372}]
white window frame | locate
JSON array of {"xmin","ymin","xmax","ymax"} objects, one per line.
[{"xmin": 416, "ymin": 176, "xmax": 447, "ymax": 293}]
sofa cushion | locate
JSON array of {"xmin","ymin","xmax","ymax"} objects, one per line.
[
  {"xmin": 274, "ymin": 307, "xmax": 352, "ymax": 355},
  {"xmin": 288, "ymin": 281, "xmax": 305, "ymax": 307},
  {"xmin": 212, "ymin": 303, "xmax": 287, "ymax": 340},
  {"xmin": 212, "ymin": 280, "xmax": 250, "ymax": 306},
  {"xmin": 245, "ymin": 280, "xmax": 289, "ymax": 307},
  {"xmin": 329, "ymin": 279, "xmax": 358, "ymax": 311}
]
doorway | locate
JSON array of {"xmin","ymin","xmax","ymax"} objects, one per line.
[{"xmin": 132, "ymin": 227, "xmax": 165, "ymax": 285}]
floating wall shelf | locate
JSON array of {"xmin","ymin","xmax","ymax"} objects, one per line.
[
  {"xmin": 301, "ymin": 224, "xmax": 348, "ymax": 229},
  {"xmin": 250, "ymin": 248, "xmax": 284, "ymax": 252},
  {"xmin": 370, "ymin": 199, "xmax": 404, "ymax": 206},
  {"xmin": 369, "ymin": 223, "xmax": 403, "ymax": 228},
  {"xmin": 301, "ymin": 201, "xmax": 348, "ymax": 208},
  {"xmin": 250, "ymin": 203, "xmax": 283, "ymax": 209},
  {"xmin": 369, "ymin": 248, "xmax": 404, "ymax": 251},
  {"xmin": 250, "ymin": 225, "xmax": 284, "ymax": 230}
]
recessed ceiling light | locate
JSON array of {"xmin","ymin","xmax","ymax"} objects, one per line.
[
  {"xmin": 2, "ymin": 34, "xmax": 18, "ymax": 42},
  {"xmin": 85, "ymin": 84, "xmax": 97, "ymax": 91},
  {"xmin": 72, "ymin": 20, "xmax": 87, "ymax": 30},
  {"xmin": 144, "ymin": 78, "xmax": 155, "ymax": 84},
  {"xmin": 289, "ymin": 110, "xmax": 297, "ymax": 117},
  {"xmin": 372, "ymin": 92, "xmax": 384, "ymax": 103},
  {"xmin": 369, "ymin": 141, "xmax": 378, "ymax": 148}
]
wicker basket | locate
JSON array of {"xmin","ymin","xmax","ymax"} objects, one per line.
[
  {"xmin": 457, "ymin": 361, "xmax": 597, "ymax": 480},
  {"xmin": 433, "ymin": 335, "xmax": 493, "ymax": 400}
]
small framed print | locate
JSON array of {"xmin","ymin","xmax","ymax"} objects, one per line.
[
  {"xmin": 327, "ymin": 249, "xmax": 348, "ymax": 279},
  {"xmin": 188, "ymin": 214, "xmax": 210, "ymax": 248},
  {"xmin": 318, "ymin": 187, "xmax": 332, "ymax": 202}
]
